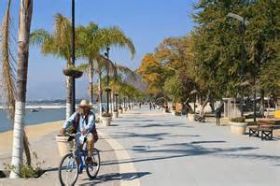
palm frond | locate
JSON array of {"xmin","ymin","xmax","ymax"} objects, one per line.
[
  {"xmin": 30, "ymin": 29, "xmax": 51, "ymax": 45},
  {"xmin": 0, "ymin": 0, "xmax": 16, "ymax": 120},
  {"xmin": 97, "ymin": 26, "xmax": 136, "ymax": 58}
]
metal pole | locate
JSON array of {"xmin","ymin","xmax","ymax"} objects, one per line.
[
  {"xmin": 71, "ymin": 0, "xmax": 76, "ymax": 114},
  {"xmin": 240, "ymin": 21, "xmax": 246, "ymax": 117},
  {"xmin": 253, "ymin": 71, "xmax": 257, "ymax": 123},
  {"xmin": 105, "ymin": 47, "xmax": 110, "ymax": 114},
  {"xmin": 116, "ymin": 94, "xmax": 118, "ymax": 110}
]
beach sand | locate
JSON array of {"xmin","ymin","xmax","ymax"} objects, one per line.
[
  {"xmin": 0, "ymin": 121, "xmax": 64, "ymax": 153},
  {"xmin": 0, "ymin": 121, "xmax": 120, "ymax": 186}
]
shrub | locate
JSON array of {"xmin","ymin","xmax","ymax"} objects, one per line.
[
  {"xmin": 230, "ymin": 117, "xmax": 246, "ymax": 123},
  {"xmin": 102, "ymin": 113, "xmax": 112, "ymax": 117},
  {"xmin": 4, "ymin": 152, "xmax": 45, "ymax": 178},
  {"xmin": 175, "ymin": 112, "xmax": 181, "ymax": 116}
]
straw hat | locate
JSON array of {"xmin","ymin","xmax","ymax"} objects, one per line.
[{"xmin": 79, "ymin": 100, "xmax": 92, "ymax": 108}]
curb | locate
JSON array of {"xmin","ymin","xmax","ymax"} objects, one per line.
[{"xmin": 99, "ymin": 131, "xmax": 140, "ymax": 186}]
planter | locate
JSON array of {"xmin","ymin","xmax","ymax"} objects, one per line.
[
  {"xmin": 113, "ymin": 111, "xmax": 119, "ymax": 118},
  {"xmin": 56, "ymin": 136, "xmax": 73, "ymax": 157},
  {"xmin": 102, "ymin": 116, "xmax": 112, "ymax": 126},
  {"xmin": 229, "ymin": 121, "xmax": 247, "ymax": 135},
  {"xmin": 188, "ymin": 113, "xmax": 195, "ymax": 122},
  {"xmin": 63, "ymin": 69, "xmax": 83, "ymax": 79}
]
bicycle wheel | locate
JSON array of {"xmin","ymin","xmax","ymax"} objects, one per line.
[
  {"xmin": 86, "ymin": 148, "xmax": 101, "ymax": 179},
  {"xmin": 58, "ymin": 153, "xmax": 79, "ymax": 186}
]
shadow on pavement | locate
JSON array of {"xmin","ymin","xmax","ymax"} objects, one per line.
[
  {"xmin": 101, "ymin": 144, "xmax": 259, "ymax": 167},
  {"xmin": 190, "ymin": 140, "xmax": 226, "ymax": 144},
  {"xmin": 80, "ymin": 171, "xmax": 151, "ymax": 185},
  {"xmin": 110, "ymin": 132, "xmax": 169, "ymax": 141}
]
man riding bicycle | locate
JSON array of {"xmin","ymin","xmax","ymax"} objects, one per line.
[{"xmin": 59, "ymin": 99, "xmax": 97, "ymax": 165}]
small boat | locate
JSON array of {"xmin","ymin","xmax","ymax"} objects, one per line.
[{"xmin": 31, "ymin": 109, "xmax": 39, "ymax": 113}]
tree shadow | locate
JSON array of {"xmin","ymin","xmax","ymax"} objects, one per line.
[
  {"xmin": 110, "ymin": 132, "xmax": 169, "ymax": 141},
  {"xmin": 80, "ymin": 171, "xmax": 151, "ymax": 185},
  {"xmin": 190, "ymin": 140, "xmax": 226, "ymax": 144},
  {"xmin": 138, "ymin": 123, "xmax": 194, "ymax": 128},
  {"xmin": 101, "ymin": 143, "xmax": 258, "ymax": 167},
  {"xmin": 217, "ymin": 153, "xmax": 280, "ymax": 162}
]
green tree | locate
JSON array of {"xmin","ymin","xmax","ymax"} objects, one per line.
[
  {"xmin": 3, "ymin": 0, "xmax": 33, "ymax": 178},
  {"xmin": 31, "ymin": 14, "xmax": 78, "ymax": 119},
  {"xmin": 77, "ymin": 23, "xmax": 135, "ymax": 104}
]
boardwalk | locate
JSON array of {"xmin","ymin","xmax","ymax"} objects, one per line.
[
  {"xmin": 100, "ymin": 106, "xmax": 280, "ymax": 186},
  {"xmin": 1, "ymin": 107, "xmax": 280, "ymax": 186}
]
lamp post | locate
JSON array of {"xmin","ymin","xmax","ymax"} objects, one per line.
[
  {"xmin": 253, "ymin": 73, "xmax": 257, "ymax": 123},
  {"xmin": 105, "ymin": 47, "xmax": 111, "ymax": 114},
  {"xmin": 71, "ymin": 0, "xmax": 76, "ymax": 114},
  {"xmin": 115, "ymin": 93, "xmax": 119, "ymax": 111},
  {"xmin": 227, "ymin": 13, "xmax": 250, "ymax": 118}
]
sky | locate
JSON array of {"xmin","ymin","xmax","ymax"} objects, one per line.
[{"xmin": 0, "ymin": 0, "xmax": 197, "ymax": 100}]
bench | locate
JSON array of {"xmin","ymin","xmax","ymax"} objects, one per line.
[
  {"xmin": 259, "ymin": 127, "xmax": 273, "ymax": 140},
  {"xmin": 249, "ymin": 125, "xmax": 259, "ymax": 137},
  {"xmin": 249, "ymin": 120, "xmax": 280, "ymax": 140},
  {"xmin": 249, "ymin": 125, "xmax": 274, "ymax": 140}
]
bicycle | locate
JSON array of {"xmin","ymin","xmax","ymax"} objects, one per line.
[{"xmin": 58, "ymin": 133, "xmax": 100, "ymax": 186}]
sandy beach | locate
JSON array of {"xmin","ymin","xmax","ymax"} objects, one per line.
[
  {"xmin": 0, "ymin": 121, "xmax": 64, "ymax": 153},
  {"xmin": 0, "ymin": 120, "xmax": 122, "ymax": 186}
]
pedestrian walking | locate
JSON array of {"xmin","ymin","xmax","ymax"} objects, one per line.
[{"xmin": 215, "ymin": 102, "xmax": 223, "ymax": 126}]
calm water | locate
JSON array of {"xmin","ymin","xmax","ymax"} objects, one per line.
[{"xmin": 0, "ymin": 108, "xmax": 66, "ymax": 133}]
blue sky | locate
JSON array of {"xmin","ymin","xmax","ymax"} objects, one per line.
[{"xmin": 0, "ymin": 0, "xmax": 196, "ymax": 100}]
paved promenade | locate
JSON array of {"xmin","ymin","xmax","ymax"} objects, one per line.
[
  {"xmin": 1, "ymin": 107, "xmax": 280, "ymax": 186},
  {"xmin": 102, "ymin": 106, "xmax": 280, "ymax": 186}
]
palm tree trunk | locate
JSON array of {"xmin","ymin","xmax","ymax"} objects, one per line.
[
  {"xmin": 65, "ymin": 60, "xmax": 73, "ymax": 119},
  {"xmin": 112, "ymin": 91, "xmax": 115, "ymax": 111},
  {"xmin": 23, "ymin": 131, "xmax": 31, "ymax": 166},
  {"xmin": 66, "ymin": 76, "xmax": 73, "ymax": 119},
  {"xmin": 110, "ymin": 91, "xmax": 113, "ymax": 113},
  {"xmin": 88, "ymin": 59, "xmax": 94, "ymax": 104},
  {"xmin": 66, "ymin": 77, "xmax": 73, "ymax": 119},
  {"xmin": 10, "ymin": 0, "xmax": 33, "ymax": 178},
  {"xmin": 98, "ymin": 72, "xmax": 103, "ymax": 115}
]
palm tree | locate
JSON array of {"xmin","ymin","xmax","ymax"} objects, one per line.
[
  {"xmin": 1, "ymin": 0, "xmax": 33, "ymax": 175},
  {"xmin": 8, "ymin": 0, "xmax": 33, "ymax": 178},
  {"xmin": 77, "ymin": 23, "xmax": 135, "ymax": 114},
  {"xmin": 31, "ymin": 14, "xmax": 75, "ymax": 119}
]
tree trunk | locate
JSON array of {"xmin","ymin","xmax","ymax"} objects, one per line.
[
  {"xmin": 10, "ymin": 0, "xmax": 33, "ymax": 178},
  {"xmin": 88, "ymin": 59, "xmax": 94, "ymax": 104},
  {"xmin": 209, "ymin": 95, "xmax": 215, "ymax": 113},
  {"xmin": 110, "ymin": 91, "xmax": 113, "ymax": 113},
  {"xmin": 23, "ymin": 131, "xmax": 31, "ymax": 166},
  {"xmin": 260, "ymin": 89, "xmax": 265, "ymax": 117},
  {"xmin": 200, "ymin": 90, "xmax": 211, "ymax": 116},
  {"xmin": 111, "ymin": 91, "xmax": 115, "ymax": 111},
  {"xmin": 65, "ymin": 76, "xmax": 73, "ymax": 119},
  {"xmin": 98, "ymin": 72, "xmax": 103, "ymax": 116}
]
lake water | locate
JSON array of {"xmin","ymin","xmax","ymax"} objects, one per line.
[{"xmin": 0, "ymin": 108, "xmax": 66, "ymax": 133}]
